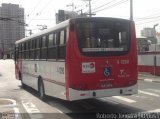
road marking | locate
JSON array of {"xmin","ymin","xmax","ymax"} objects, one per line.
[
  {"xmin": 148, "ymin": 89, "xmax": 160, "ymax": 93},
  {"xmin": 147, "ymin": 109, "xmax": 160, "ymax": 112},
  {"xmin": 14, "ymin": 107, "xmax": 19, "ymax": 113},
  {"xmin": 22, "ymin": 100, "xmax": 43, "ymax": 119},
  {"xmin": 22, "ymin": 100, "xmax": 40, "ymax": 113},
  {"xmin": 55, "ymin": 109, "xmax": 63, "ymax": 113},
  {"xmin": 112, "ymin": 96, "xmax": 136, "ymax": 103},
  {"xmin": 144, "ymin": 79, "xmax": 153, "ymax": 82},
  {"xmin": 13, "ymin": 107, "xmax": 20, "ymax": 119},
  {"xmin": 139, "ymin": 90, "xmax": 160, "ymax": 97},
  {"xmin": 0, "ymin": 98, "xmax": 20, "ymax": 119}
]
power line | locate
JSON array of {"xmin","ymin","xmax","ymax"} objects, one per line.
[
  {"xmin": 135, "ymin": 16, "xmax": 160, "ymax": 22},
  {"xmin": 92, "ymin": 0, "xmax": 129, "ymax": 13},
  {"xmin": 91, "ymin": 0, "xmax": 105, "ymax": 5},
  {"xmin": 26, "ymin": 18, "xmax": 54, "ymax": 21},
  {"xmin": 92, "ymin": 0, "xmax": 117, "ymax": 12},
  {"xmin": 38, "ymin": 0, "xmax": 53, "ymax": 14},
  {"xmin": 135, "ymin": 11, "xmax": 160, "ymax": 21},
  {"xmin": 28, "ymin": 0, "xmax": 53, "ymax": 24},
  {"xmin": 27, "ymin": 0, "xmax": 43, "ymax": 17},
  {"xmin": 135, "ymin": 14, "xmax": 160, "ymax": 25},
  {"xmin": 136, "ymin": 18, "xmax": 160, "ymax": 25}
]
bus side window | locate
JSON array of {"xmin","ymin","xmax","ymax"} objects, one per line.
[
  {"xmin": 41, "ymin": 35, "xmax": 48, "ymax": 59},
  {"xmin": 30, "ymin": 39, "xmax": 35, "ymax": 59},
  {"xmin": 35, "ymin": 38, "xmax": 41, "ymax": 59},
  {"xmin": 26, "ymin": 41, "xmax": 29, "ymax": 59},
  {"xmin": 53, "ymin": 33, "xmax": 57, "ymax": 45},
  {"xmin": 21, "ymin": 43, "xmax": 25, "ymax": 59},
  {"xmin": 18, "ymin": 44, "xmax": 22, "ymax": 59},
  {"xmin": 48, "ymin": 33, "xmax": 57, "ymax": 59},
  {"xmin": 58, "ymin": 29, "xmax": 66, "ymax": 60},
  {"xmin": 49, "ymin": 34, "xmax": 53, "ymax": 47}
]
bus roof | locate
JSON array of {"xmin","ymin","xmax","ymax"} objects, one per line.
[
  {"xmin": 15, "ymin": 19, "xmax": 70, "ymax": 44},
  {"xmin": 15, "ymin": 17, "xmax": 132, "ymax": 44}
]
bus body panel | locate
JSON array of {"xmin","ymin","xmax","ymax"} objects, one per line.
[
  {"xmin": 69, "ymin": 84, "xmax": 138, "ymax": 101},
  {"xmin": 43, "ymin": 80, "xmax": 66, "ymax": 100},
  {"xmin": 21, "ymin": 60, "xmax": 66, "ymax": 100},
  {"xmin": 67, "ymin": 19, "xmax": 137, "ymax": 100}
]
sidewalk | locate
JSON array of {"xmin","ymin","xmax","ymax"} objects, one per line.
[{"xmin": 138, "ymin": 73, "xmax": 160, "ymax": 83}]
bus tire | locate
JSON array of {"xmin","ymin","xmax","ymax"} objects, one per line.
[
  {"xmin": 19, "ymin": 72, "xmax": 26, "ymax": 88},
  {"xmin": 38, "ymin": 79, "xmax": 46, "ymax": 101},
  {"xmin": 21, "ymin": 82, "xmax": 26, "ymax": 89}
]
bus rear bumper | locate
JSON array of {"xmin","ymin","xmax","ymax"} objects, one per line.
[{"xmin": 68, "ymin": 84, "xmax": 138, "ymax": 101}]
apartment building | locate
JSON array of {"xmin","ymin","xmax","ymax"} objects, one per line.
[{"xmin": 0, "ymin": 3, "xmax": 25, "ymax": 58}]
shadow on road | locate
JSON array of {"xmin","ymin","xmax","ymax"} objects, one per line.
[{"xmin": 20, "ymin": 84, "xmax": 145, "ymax": 119}]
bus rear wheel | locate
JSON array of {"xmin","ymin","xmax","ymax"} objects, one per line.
[
  {"xmin": 38, "ymin": 79, "xmax": 46, "ymax": 101},
  {"xmin": 19, "ymin": 72, "xmax": 26, "ymax": 88}
]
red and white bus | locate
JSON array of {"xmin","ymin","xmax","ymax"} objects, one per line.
[{"xmin": 15, "ymin": 17, "xmax": 138, "ymax": 101}]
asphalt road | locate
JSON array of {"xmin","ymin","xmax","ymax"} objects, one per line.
[{"xmin": 0, "ymin": 60, "xmax": 160, "ymax": 119}]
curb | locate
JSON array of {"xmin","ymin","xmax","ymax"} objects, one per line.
[
  {"xmin": 138, "ymin": 74, "xmax": 160, "ymax": 78},
  {"xmin": 139, "ymin": 77, "xmax": 160, "ymax": 83}
]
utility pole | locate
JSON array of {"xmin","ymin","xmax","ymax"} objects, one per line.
[
  {"xmin": 153, "ymin": 23, "xmax": 159, "ymax": 76},
  {"xmin": 26, "ymin": 29, "xmax": 33, "ymax": 36},
  {"xmin": 130, "ymin": 0, "xmax": 133, "ymax": 20},
  {"xmin": 28, "ymin": 30, "xmax": 33, "ymax": 36},
  {"xmin": 82, "ymin": 0, "xmax": 92, "ymax": 17},
  {"xmin": 88, "ymin": 0, "xmax": 91, "ymax": 17},
  {"xmin": 77, "ymin": 9, "xmax": 83, "ymax": 16}
]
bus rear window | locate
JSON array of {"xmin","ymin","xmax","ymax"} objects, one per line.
[{"xmin": 76, "ymin": 19, "xmax": 130, "ymax": 56}]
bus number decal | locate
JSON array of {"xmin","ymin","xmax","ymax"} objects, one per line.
[
  {"xmin": 82, "ymin": 62, "xmax": 95, "ymax": 73},
  {"xmin": 117, "ymin": 60, "xmax": 130, "ymax": 65}
]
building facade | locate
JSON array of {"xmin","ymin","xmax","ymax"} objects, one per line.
[
  {"xmin": 0, "ymin": 3, "xmax": 25, "ymax": 59},
  {"xmin": 141, "ymin": 28, "xmax": 155, "ymax": 38},
  {"xmin": 55, "ymin": 10, "xmax": 88, "ymax": 24},
  {"xmin": 140, "ymin": 28, "xmax": 157, "ymax": 44}
]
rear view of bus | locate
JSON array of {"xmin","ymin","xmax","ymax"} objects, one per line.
[{"xmin": 66, "ymin": 18, "xmax": 138, "ymax": 101}]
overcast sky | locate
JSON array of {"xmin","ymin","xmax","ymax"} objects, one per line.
[{"xmin": 0, "ymin": 0, "xmax": 160, "ymax": 36}]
